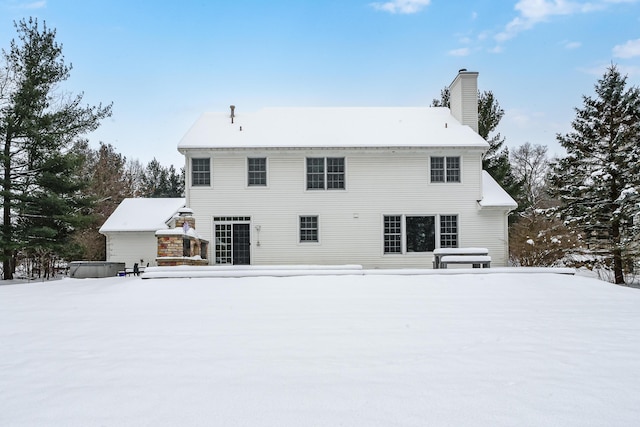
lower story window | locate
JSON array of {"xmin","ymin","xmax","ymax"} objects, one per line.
[
  {"xmin": 300, "ymin": 216, "xmax": 318, "ymax": 242},
  {"xmin": 440, "ymin": 215, "xmax": 458, "ymax": 248},
  {"xmin": 406, "ymin": 216, "xmax": 436, "ymax": 252},
  {"xmin": 384, "ymin": 215, "xmax": 458, "ymax": 254},
  {"xmin": 384, "ymin": 216, "xmax": 402, "ymax": 253}
]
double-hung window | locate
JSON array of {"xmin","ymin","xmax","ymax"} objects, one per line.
[
  {"xmin": 383, "ymin": 215, "xmax": 458, "ymax": 254},
  {"xmin": 300, "ymin": 216, "xmax": 319, "ymax": 242},
  {"xmin": 191, "ymin": 158, "xmax": 211, "ymax": 186},
  {"xmin": 248, "ymin": 158, "xmax": 267, "ymax": 186},
  {"xmin": 306, "ymin": 157, "xmax": 345, "ymax": 190},
  {"xmin": 430, "ymin": 156, "xmax": 460, "ymax": 183},
  {"xmin": 440, "ymin": 215, "xmax": 458, "ymax": 248},
  {"xmin": 384, "ymin": 216, "xmax": 402, "ymax": 254}
]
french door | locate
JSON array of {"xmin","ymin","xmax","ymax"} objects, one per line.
[{"xmin": 214, "ymin": 217, "xmax": 251, "ymax": 265}]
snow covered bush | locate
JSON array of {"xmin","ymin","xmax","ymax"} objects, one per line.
[{"xmin": 509, "ymin": 209, "xmax": 578, "ymax": 266}]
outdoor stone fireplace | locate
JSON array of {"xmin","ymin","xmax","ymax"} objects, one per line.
[{"xmin": 155, "ymin": 207, "xmax": 209, "ymax": 266}]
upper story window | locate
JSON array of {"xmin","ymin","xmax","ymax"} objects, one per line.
[
  {"xmin": 306, "ymin": 157, "xmax": 345, "ymax": 190},
  {"xmin": 191, "ymin": 158, "xmax": 211, "ymax": 186},
  {"xmin": 430, "ymin": 156, "xmax": 460, "ymax": 183},
  {"xmin": 248, "ymin": 158, "xmax": 267, "ymax": 186}
]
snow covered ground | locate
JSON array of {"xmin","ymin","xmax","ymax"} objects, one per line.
[{"xmin": 1, "ymin": 272, "xmax": 639, "ymax": 426}]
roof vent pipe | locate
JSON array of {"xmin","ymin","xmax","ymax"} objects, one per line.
[{"xmin": 230, "ymin": 105, "xmax": 235, "ymax": 124}]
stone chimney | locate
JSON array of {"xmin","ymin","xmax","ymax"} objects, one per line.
[{"xmin": 449, "ymin": 69, "xmax": 479, "ymax": 134}]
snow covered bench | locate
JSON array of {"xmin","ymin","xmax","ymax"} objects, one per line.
[
  {"xmin": 439, "ymin": 255, "xmax": 491, "ymax": 269},
  {"xmin": 433, "ymin": 248, "xmax": 489, "ymax": 269}
]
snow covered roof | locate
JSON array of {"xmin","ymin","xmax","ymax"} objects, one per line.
[
  {"xmin": 479, "ymin": 171, "xmax": 518, "ymax": 209},
  {"xmin": 178, "ymin": 107, "xmax": 490, "ymax": 151},
  {"xmin": 99, "ymin": 198, "xmax": 186, "ymax": 233}
]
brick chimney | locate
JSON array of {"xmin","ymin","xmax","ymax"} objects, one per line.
[{"xmin": 449, "ymin": 69, "xmax": 479, "ymax": 134}]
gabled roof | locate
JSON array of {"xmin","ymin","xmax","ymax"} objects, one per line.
[
  {"xmin": 178, "ymin": 107, "xmax": 490, "ymax": 151},
  {"xmin": 99, "ymin": 198, "xmax": 186, "ymax": 233},
  {"xmin": 479, "ymin": 171, "xmax": 518, "ymax": 210}
]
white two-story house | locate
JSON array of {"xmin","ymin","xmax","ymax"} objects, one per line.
[{"xmin": 177, "ymin": 70, "xmax": 517, "ymax": 268}]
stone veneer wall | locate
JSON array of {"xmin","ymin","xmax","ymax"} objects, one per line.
[
  {"xmin": 156, "ymin": 211, "xmax": 208, "ymax": 267},
  {"xmin": 157, "ymin": 236, "xmax": 183, "ymax": 258}
]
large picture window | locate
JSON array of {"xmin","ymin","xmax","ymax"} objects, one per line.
[
  {"xmin": 430, "ymin": 156, "xmax": 460, "ymax": 183},
  {"xmin": 248, "ymin": 157, "xmax": 267, "ymax": 186},
  {"xmin": 306, "ymin": 157, "xmax": 345, "ymax": 190},
  {"xmin": 384, "ymin": 215, "xmax": 458, "ymax": 254},
  {"xmin": 191, "ymin": 158, "xmax": 210, "ymax": 186},
  {"xmin": 406, "ymin": 216, "xmax": 436, "ymax": 252}
]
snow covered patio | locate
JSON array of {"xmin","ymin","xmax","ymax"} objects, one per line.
[{"xmin": 2, "ymin": 272, "xmax": 639, "ymax": 426}]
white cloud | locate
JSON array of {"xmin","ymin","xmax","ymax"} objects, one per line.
[
  {"xmin": 369, "ymin": 0, "xmax": 431, "ymax": 14},
  {"xmin": 563, "ymin": 40, "xmax": 582, "ymax": 49},
  {"xmin": 448, "ymin": 47, "xmax": 470, "ymax": 57},
  {"xmin": 495, "ymin": 0, "xmax": 633, "ymax": 43},
  {"xmin": 613, "ymin": 38, "xmax": 640, "ymax": 58},
  {"xmin": 12, "ymin": 0, "xmax": 46, "ymax": 8},
  {"xmin": 515, "ymin": 0, "xmax": 584, "ymax": 20}
]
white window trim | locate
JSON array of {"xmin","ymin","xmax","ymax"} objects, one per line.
[
  {"xmin": 190, "ymin": 157, "xmax": 212, "ymax": 187},
  {"xmin": 304, "ymin": 157, "xmax": 347, "ymax": 191},
  {"xmin": 246, "ymin": 157, "xmax": 269, "ymax": 188},
  {"xmin": 298, "ymin": 214, "xmax": 321, "ymax": 245},
  {"xmin": 382, "ymin": 214, "xmax": 458, "ymax": 255},
  {"xmin": 429, "ymin": 155, "xmax": 462, "ymax": 184}
]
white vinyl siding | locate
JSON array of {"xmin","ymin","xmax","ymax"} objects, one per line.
[
  {"xmin": 185, "ymin": 148, "xmax": 510, "ymax": 268},
  {"xmin": 104, "ymin": 231, "xmax": 159, "ymax": 268}
]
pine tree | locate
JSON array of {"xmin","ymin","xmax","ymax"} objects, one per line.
[
  {"xmin": 549, "ymin": 65, "xmax": 640, "ymax": 284},
  {"xmin": 0, "ymin": 18, "xmax": 112, "ymax": 279},
  {"xmin": 141, "ymin": 158, "xmax": 184, "ymax": 198},
  {"xmin": 17, "ymin": 149, "xmax": 93, "ymax": 276}
]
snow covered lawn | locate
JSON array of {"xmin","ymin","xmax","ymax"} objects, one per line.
[{"xmin": 1, "ymin": 272, "xmax": 639, "ymax": 426}]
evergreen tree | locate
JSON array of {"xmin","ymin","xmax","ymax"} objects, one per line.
[
  {"xmin": 17, "ymin": 149, "xmax": 92, "ymax": 275},
  {"xmin": 141, "ymin": 158, "xmax": 184, "ymax": 198},
  {"xmin": 549, "ymin": 65, "xmax": 640, "ymax": 284},
  {"xmin": 0, "ymin": 18, "xmax": 111, "ymax": 279}
]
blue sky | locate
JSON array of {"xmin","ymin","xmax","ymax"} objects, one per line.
[{"xmin": 1, "ymin": 0, "xmax": 639, "ymax": 168}]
